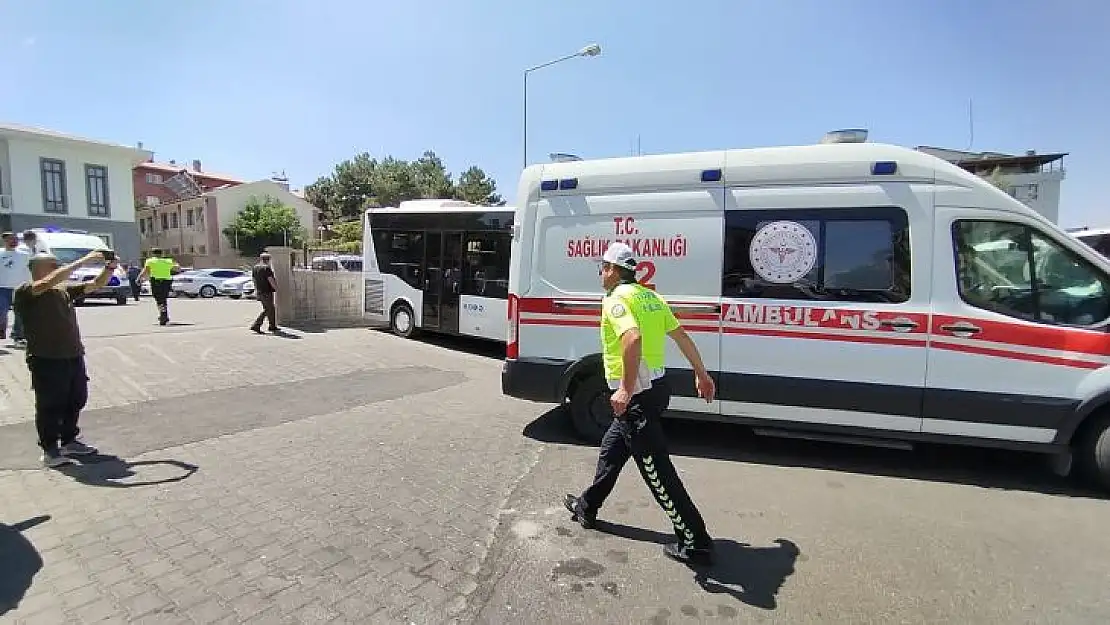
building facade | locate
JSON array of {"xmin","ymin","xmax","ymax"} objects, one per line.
[
  {"xmin": 917, "ymin": 146, "xmax": 1067, "ymax": 224},
  {"xmin": 0, "ymin": 123, "xmax": 152, "ymax": 260},
  {"xmin": 136, "ymin": 179, "xmax": 318, "ymax": 269},
  {"xmin": 133, "ymin": 159, "xmax": 244, "ymax": 209}
]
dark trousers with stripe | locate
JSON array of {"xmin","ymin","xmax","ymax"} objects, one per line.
[
  {"xmin": 579, "ymin": 379, "xmax": 713, "ymax": 549},
  {"xmin": 150, "ymin": 279, "xmax": 171, "ymax": 322}
]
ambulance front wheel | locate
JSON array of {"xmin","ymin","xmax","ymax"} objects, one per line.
[
  {"xmin": 390, "ymin": 303, "xmax": 416, "ymax": 338},
  {"xmin": 1075, "ymin": 411, "xmax": 1110, "ymax": 491},
  {"xmin": 568, "ymin": 375, "xmax": 612, "ymax": 445}
]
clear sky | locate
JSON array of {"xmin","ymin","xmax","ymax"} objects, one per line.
[{"xmin": 2, "ymin": 0, "xmax": 1106, "ymax": 226}]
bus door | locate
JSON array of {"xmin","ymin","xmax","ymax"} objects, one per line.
[
  {"xmin": 440, "ymin": 232, "xmax": 464, "ymax": 334},
  {"xmin": 423, "ymin": 231, "xmax": 443, "ymax": 330}
]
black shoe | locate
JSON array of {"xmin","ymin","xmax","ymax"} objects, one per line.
[
  {"xmin": 250, "ymin": 327, "xmax": 264, "ymax": 334},
  {"xmin": 663, "ymin": 542, "xmax": 714, "ymax": 566},
  {"xmin": 563, "ymin": 494, "xmax": 596, "ymax": 529}
]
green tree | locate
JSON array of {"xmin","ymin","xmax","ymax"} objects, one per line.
[
  {"xmin": 303, "ymin": 150, "xmax": 504, "ymax": 218},
  {"xmin": 370, "ymin": 156, "xmax": 419, "ymax": 208},
  {"xmin": 454, "ymin": 166, "xmax": 504, "ymax": 205},
  {"xmin": 223, "ymin": 196, "xmax": 306, "ymax": 257},
  {"xmin": 412, "ymin": 150, "xmax": 455, "ymax": 199},
  {"xmin": 329, "ymin": 219, "xmax": 364, "ymax": 254},
  {"xmin": 304, "ymin": 176, "xmax": 339, "ymax": 221}
]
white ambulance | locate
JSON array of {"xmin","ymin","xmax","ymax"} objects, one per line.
[{"xmin": 501, "ymin": 131, "xmax": 1110, "ymax": 490}]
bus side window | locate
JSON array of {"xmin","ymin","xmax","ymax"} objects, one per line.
[{"xmin": 462, "ymin": 232, "xmax": 509, "ymax": 299}]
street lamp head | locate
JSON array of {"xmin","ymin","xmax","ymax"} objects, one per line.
[{"xmin": 579, "ymin": 43, "xmax": 602, "ymax": 57}]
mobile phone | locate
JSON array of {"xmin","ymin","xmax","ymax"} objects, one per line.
[{"xmin": 102, "ymin": 250, "xmax": 116, "ymax": 261}]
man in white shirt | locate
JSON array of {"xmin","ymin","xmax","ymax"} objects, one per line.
[
  {"xmin": 0, "ymin": 232, "xmax": 32, "ymax": 343},
  {"xmin": 18, "ymin": 230, "xmax": 50, "ymax": 256}
]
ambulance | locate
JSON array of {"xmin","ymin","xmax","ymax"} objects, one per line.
[
  {"xmin": 25, "ymin": 228, "xmax": 130, "ymax": 305},
  {"xmin": 501, "ymin": 130, "xmax": 1110, "ymax": 490}
]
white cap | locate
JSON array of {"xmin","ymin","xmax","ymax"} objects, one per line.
[{"xmin": 601, "ymin": 242, "xmax": 637, "ymax": 271}]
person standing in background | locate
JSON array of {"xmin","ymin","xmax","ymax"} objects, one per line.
[
  {"xmin": 0, "ymin": 232, "xmax": 31, "ymax": 346},
  {"xmin": 125, "ymin": 263, "xmax": 142, "ymax": 301},
  {"xmin": 18, "ymin": 230, "xmax": 50, "ymax": 256},
  {"xmin": 138, "ymin": 248, "xmax": 177, "ymax": 326},
  {"xmin": 250, "ymin": 252, "xmax": 279, "ymax": 334}
]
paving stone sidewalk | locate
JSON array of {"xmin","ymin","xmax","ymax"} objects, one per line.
[{"xmin": 0, "ymin": 323, "xmax": 541, "ymax": 624}]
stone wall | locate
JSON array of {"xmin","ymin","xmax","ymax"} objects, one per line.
[{"xmin": 268, "ymin": 246, "xmax": 368, "ymax": 328}]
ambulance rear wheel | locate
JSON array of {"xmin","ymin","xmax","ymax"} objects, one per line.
[
  {"xmin": 569, "ymin": 375, "xmax": 611, "ymax": 445},
  {"xmin": 390, "ymin": 303, "xmax": 416, "ymax": 339},
  {"xmin": 1075, "ymin": 411, "xmax": 1110, "ymax": 492}
]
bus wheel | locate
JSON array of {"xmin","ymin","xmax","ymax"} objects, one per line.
[
  {"xmin": 390, "ymin": 303, "xmax": 416, "ymax": 338},
  {"xmin": 1075, "ymin": 410, "xmax": 1110, "ymax": 491},
  {"xmin": 569, "ymin": 375, "xmax": 611, "ymax": 445}
]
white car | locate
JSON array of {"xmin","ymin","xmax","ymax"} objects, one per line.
[
  {"xmin": 217, "ymin": 275, "xmax": 253, "ymax": 299},
  {"xmin": 172, "ymin": 268, "xmax": 247, "ymax": 298}
]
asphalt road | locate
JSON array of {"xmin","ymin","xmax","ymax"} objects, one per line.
[{"xmin": 0, "ymin": 297, "xmax": 1107, "ymax": 624}]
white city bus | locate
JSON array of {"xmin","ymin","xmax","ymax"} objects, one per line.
[{"xmin": 361, "ymin": 199, "xmax": 514, "ymax": 341}]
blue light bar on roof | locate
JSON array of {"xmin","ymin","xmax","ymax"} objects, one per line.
[
  {"xmin": 559, "ymin": 178, "xmax": 578, "ymax": 190},
  {"xmin": 540, "ymin": 180, "xmax": 558, "ymax": 191},
  {"xmin": 871, "ymin": 161, "xmax": 897, "ymax": 175},
  {"xmin": 701, "ymin": 169, "xmax": 722, "ymax": 182}
]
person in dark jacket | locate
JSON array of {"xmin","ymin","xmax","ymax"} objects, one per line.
[
  {"xmin": 250, "ymin": 252, "xmax": 279, "ymax": 334},
  {"xmin": 125, "ymin": 263, "xmax": 142, "ymax": 301}
]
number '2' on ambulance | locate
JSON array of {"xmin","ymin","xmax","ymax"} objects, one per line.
[{"xmin": 501, "ymin": 131, "xmax": 1110, "ymax": 491}]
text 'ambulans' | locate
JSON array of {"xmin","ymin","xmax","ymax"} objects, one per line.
[{"xmin": 722, "ymin": 303, "xmax": 883, "ymax": 331}]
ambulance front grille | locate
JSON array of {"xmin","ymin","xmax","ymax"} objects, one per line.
[{"xmin": 364, "ymin": 279, "xmax": 385, "ymax": 314}]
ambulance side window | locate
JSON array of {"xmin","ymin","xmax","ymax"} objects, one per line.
[
  {"xmin": 953, "ymin": 220, "xmax": 1110, "ymax": 326},
  {"xmin": 721, "ymin": 208, "xmax": 911, "ymax": 303}
]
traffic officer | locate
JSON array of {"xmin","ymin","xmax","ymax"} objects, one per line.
[
  {"xmin": 564, "ymin": 242, "xmax": 718, "ymax": 566},
  {"xmin": 138, "ymin": 248, "xmax": 177, "ymax": 326}
]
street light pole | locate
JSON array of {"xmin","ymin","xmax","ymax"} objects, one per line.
[{"xmin": 523, "ymin": 43, "xmax": 602, "ymax": 170}]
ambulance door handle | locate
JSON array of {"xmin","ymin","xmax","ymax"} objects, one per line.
[
  {"xmin": 939, "ymin": 322, "xmax": 982, "ymax": 337},
  {"xmin": 880, "ymin": 318, "xmax": 918, "ymax": 332}
]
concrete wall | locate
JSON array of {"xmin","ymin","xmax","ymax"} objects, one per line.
[{"xmin": 269, "ymin": 246, "xmax": 368, "ymax": 328}]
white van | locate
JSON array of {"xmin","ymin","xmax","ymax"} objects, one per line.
[
  {"xmin": 24, "ymin": 228, "xmax": 130, "ymax": 305},
  {"xmin": 501, "ymin": 132, "xmax": 1110, "ymax": 490}
]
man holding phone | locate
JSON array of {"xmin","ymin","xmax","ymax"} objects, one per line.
[{"xmin": 13, "ymin": 250, "xmax": 115, "ymax": 467}]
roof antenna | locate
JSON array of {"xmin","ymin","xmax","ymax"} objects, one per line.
[{"xmin": 965, "ymin": 99, "xmax": 975, "ymax": 151}]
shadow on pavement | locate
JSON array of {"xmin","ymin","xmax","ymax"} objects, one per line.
[
  {"xmin": 595, "ymin": 521, "xmax": 798, "ymax": 611},
  {"xmin": 692, "ymin": 538, "xmax": 799, "ymax": 611},
  {"xmin": 0, "ymin": 515, "xmax": 49, "ymax": 617},
  {"xmin": 398, "ymin": 331, "xmax": 505, "ymax": 361},
  {"xmin": 59, "ymin": 455, "xmax": 199, "ymax": 488},
  {"xmin": 165, "ymin": 322, "xmax": 195, "ymax": 327},
  {"xmin": 524, "ymin": 407, "xmax": 1103, "ymax": 499}
]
